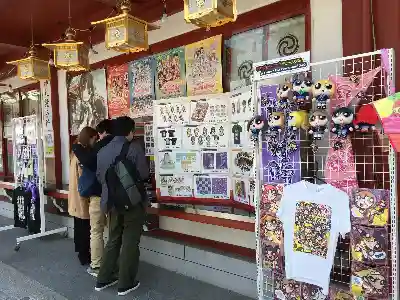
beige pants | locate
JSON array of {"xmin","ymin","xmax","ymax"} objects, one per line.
[{"xmin": 89, "ymin": 196, "xmax": 106, "ymax": 269}]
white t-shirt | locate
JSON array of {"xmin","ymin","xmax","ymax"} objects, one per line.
[{"xmin": 276, "ymin": 181, "xmax": 350, "ymax": 294}]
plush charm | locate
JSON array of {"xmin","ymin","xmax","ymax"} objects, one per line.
[
  {"xmin": 331, "ymin": 107, "xmax": 355, "ymax": 139},
  {"xmin": 288, "ymin": 110, "xmax": 309, "ymax": 131},
  {"xmin": 292, "ymin": 74, "xmax": 313, "ymax": 106},
  {"xmin": 247, "ymin": 115, "xmax": 265, "ymax": 142},
  {"xmin": 276, "ymin": 82, "xmax": 293, "ymax": 109},
  {"xmin": 308, "ymin": 110, "xmax": 329, "ymax": 140},
  {"xmin": 354, "ymin": 104, "xmax": 379, "ymax": 133},
  {"xmin": 267, "ymin": 112, "xmax": 285, "ymax": 134},
  {"xmin": 312, "ymin": 79, "xmax": 335, "ymax": 110}
]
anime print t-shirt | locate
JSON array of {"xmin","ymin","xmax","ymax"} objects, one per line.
[
  {"xmin": 277, "ymin": 181, "xmax": 350, "ymax": 295},
  {"xmin": 232, "ymin": 124, "xmax": 243, "ymax": 145}
]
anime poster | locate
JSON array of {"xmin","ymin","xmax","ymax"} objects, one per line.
[
  {"xmin": 129, "ymin": 57, "xmax": 155, "ymax": 118},
  {"xmin": 155, "ymin": 47, "xmax": 186, "ymax": 99},
  {"xmin": 107, "ymin": 64, "xmax": 130, "ymax": 119},
  {"xmin": 185, "ymin": 35, "xmax": 223, "ymax": 96},
  {"xmin": 67, "ymin": 69, "xmax": 108, "ymax": 135}
]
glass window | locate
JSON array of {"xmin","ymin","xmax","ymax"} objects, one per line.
[
  {"xmin": 225, "ymin": 16, "xmax": 305, "ymax": 91},
  {"xmin": 21, "ymin": 90, "xmax": 40, "ymax": 116}
]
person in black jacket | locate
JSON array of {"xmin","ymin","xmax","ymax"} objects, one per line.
[{"xmin": 72, "ymin": 119, "xmax": 114, "ymax": 277}]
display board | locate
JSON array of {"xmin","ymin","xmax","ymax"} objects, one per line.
[
  {"xmin": 153, "ymin": 87, "xmax": 255, "ymax": 208},
  {"xmin": 253, "ymin": 51, "xmax": 398, "ymax": 300}
]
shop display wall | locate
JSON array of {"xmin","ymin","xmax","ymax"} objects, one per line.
[
  {"xmin": 153, "ymin": 88, "xmax": 257, "ymax": 210},
  {"xmin": 254, "ymin": 50, "xmax": 398, "ymax": 299}
]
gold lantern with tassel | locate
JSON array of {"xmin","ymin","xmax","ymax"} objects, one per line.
[
  {"xmin": 6, "ymin": 45, "xmax": 50, "ymax": 81},
  {"xmin": 184, "ymin": 0, "xmax": 237, "ymax": 28},
  {"xmin": 42, "ymin": 27, "xmax": 89, "ymax": 72},
  {"xmin": 91, "ymin": 0, "xmax": 159, "ymax": 54}
]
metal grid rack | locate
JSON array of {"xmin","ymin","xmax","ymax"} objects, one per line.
[{"xmin": 254, "ymin": 50, "xmax": 398, "ymax": 300}]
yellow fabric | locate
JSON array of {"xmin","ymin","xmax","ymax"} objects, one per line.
[{"xmin": 68, "ymin": 154, "xmax": 90, "ymax": 219}]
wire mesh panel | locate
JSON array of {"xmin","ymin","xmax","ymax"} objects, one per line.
[{"xmin": 255, "ymin": 50, "xmax": 398, "ymax": 300}]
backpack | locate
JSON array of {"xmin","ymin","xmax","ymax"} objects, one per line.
[
  {"xmin": 105, "ymin": 142, "xmax": 147, "ymax": 212},
  {"xmin": 78, "ymin": 165, "xmax": 97, "ymax": 198}
]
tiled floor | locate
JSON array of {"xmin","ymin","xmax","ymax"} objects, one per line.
[{"xmin": 0, "ymin": 216, "xmax": 253, "ymax": 300}]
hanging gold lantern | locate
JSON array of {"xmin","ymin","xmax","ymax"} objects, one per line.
[
  {"xmin": 184, "ymin": 0, "xmax": 237, "ymax": 28},
  {"xmin": 42, "ymin": 28, "xmax": 89, "ymax": 72},
  {"xmin": 6, "ymin": 45, "xmax": 50, "ymax": 81},
  {"xmin": 91, "ymin": 0, "xmax": 159, "ymax": 54}
]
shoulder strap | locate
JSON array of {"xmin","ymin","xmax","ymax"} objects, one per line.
[{"xmin": 117, "ymin": 142, "xmax": 131, "ymax": 161}]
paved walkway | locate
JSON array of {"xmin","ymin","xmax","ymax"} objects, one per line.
[{"xmin": 0, "ymin": 216, "xmax": 252, "ymax": 300}]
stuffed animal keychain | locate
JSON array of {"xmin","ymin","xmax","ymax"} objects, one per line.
[
  {"xmin": 312, "ymin": 79, "xmax": 335, "ymax": 110},
  {"xmin": 276, "ymin": 82, "xmax": 293, "ymax": 109},
  {"xmin": 331, "ymin": 107, "xmax": 355, "ymax": 138},
  {"xmin": 354, "ymin": 104, "xmax": 379, "ymax": 133},
  {"xmin": 292, "ymin": 74, "xmax": 313, "ymax": 107},
  {"xmin": 247, "ymin": 115, "xmax": 265, "ymax": 142},
  {"xmin": 308, "ymin": 110, "xmax": 329, "ymax": 152},
  {"xmin": 288, "ymin": 110, "xmax": 309, "ymax": 132},
  {"xmin": 267, "ymin": 112, "xmax": 285, "ymax": 135}
]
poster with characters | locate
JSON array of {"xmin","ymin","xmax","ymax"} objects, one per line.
[
  {"xmin": 230, "ymin": 87, "xmax": 253, "ymax": 122},
  {"xmin": 274, "ymin": 272, "xmax": 302, "ymax": 300},
  {"xmin": 154, "ymin": 101, "xmax": 190, "ymax": 127},
  {"xmin": 351, "ymin": 263, "xmax": 389, "ymax": 298},
  {"xmin": 260, "ymin": 214, "xmax": 283, "ymax": 245},
  {"xmin": 155, "ymin": 47, "xmax": 186, "ymax": 99},
  {"xmin": 158, "ymin": 150, "xmax": 201, "ymax": 174},
  {"xmin": 261, "ymin": 184, "xmax": 284, "ymax": 216},
  {"xmin": 261, "ymin": 242, "xmax": 283, "ymax": 272},
  {"xmin": 201, "ymin": 151, "xmax": 229, "ymax": 173},
  {"xmin": 107, "ymin": 64, "xmax": 130, "ymax": 118},
  {"xmin": 190, "ymin": 95, "xmax": 229, "ymax": 124},
  {"xmin": 185, "ymin": 35, "xmax": 223, "ymax": 96},
  {"xmin": 144, "ymin": 123, "xmax": 155, "ymax": 156},
  {"xmin": 156, "ymin": 126, "xmax": 183, "ymax": 150},
  {"xmin": 293, "ymin": 201, "xmax": 332, "ymax": 258},
  {"xmin": 183, "ymin": 124, "xmax": 229, "ymax": 150},
  {"xmin": 67, "ymin": 69, "xmax": 108, "ymax": 135},
  {"xmin": 158, "ymin": 174, "xmax": 193, "ymax": 198},
  {"xmin": 232, "ymin": 177, "xmax": 250, "ymax": 204},
  {"xmin": 193, "ymin": 174, "xmax": 230, "ymax": 199},
  {"xmin": 231, "ymin": 149, "xmax": 254, "ymax": 177},
  {"xmin": 350, "ymin": 188, "xmax": 389, "ymax": 226},
  {"xmin": 129, "ymin": 57, "xmax": 155, "ymax": 118},
  {"xmin": 351, "ymin": 225, "xmax": 388, "ymax": 265}
]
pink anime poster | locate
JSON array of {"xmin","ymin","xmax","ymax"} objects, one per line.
[{"xmin": 107, "ymin": 64, "xmax": 130, "ymax": 118}]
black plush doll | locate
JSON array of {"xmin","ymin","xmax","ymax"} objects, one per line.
[
  {"xmin": 331, "ymin": 107, "xmax": 355, "ymax": 138},
  {"xmin": 292, "ymin": 74, "xmax": 313, "ymax": 107},
  {"xmin": 308, "ymin": 110, "xmax": 329, "ymax": 140}
]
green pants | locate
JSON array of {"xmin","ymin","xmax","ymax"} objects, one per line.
[{"xmin": 97, "ymin": 203, "xmax": 145, "ymax": 289}]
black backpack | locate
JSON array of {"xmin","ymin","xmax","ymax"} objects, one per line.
[{"xmin": 105, "ymin": 142, "xmax": 147, "ymax": 212}]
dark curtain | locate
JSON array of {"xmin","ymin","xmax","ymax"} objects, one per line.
[{"xmin": 342, "ymin": 0, "xmax": 400, "ymax": 193}]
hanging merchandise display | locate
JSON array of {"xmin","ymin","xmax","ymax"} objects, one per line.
[
  {"xmin": 252, "ymin": 50, "xmax": 398, "ymax": 300},
  {"xmin": 155, "ymin": 47, "xmax": 186, "ymax": 100},
  {"xmin": 12, "ymin": 117, "xmax": 40, "ymax": 233},
  {"xmin": 185, "ymin": 35, "xmax": 223, "ymax": 96},
  {"xmin": 153, "ymin": 87, "xmax": 255, "ymax": 207},
  {"xmin": 107, "ymin": 64, "xmax": 130, "ymax": 118},
  {"xmin": 129, "ymin": 57, "xmax": 156, "ymax": 118}
]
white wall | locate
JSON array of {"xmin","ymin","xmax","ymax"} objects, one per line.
[{"xmin": 1, "ymin": 0, "xmax": 343, "ymax": 248}]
